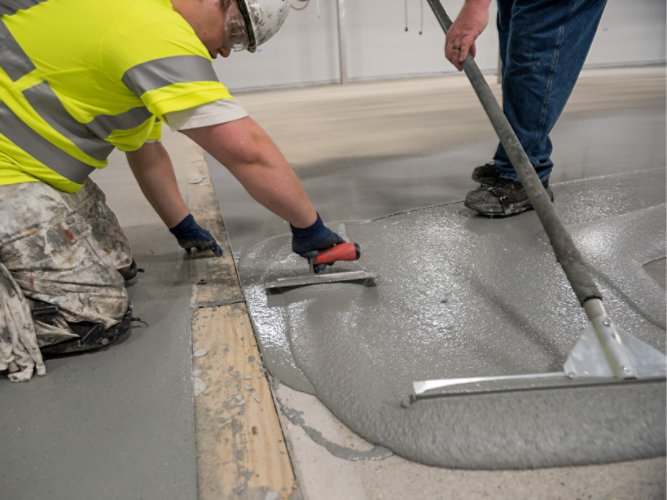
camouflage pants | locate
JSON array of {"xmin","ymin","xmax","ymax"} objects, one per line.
[{"xmin": 0, "ymin": 180, "xmax": 132, "ymax": 381}]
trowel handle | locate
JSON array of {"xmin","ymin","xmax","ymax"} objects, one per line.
[{"xmin": 313, "ymin": 242, "xmax": 360, "ymax": 266}]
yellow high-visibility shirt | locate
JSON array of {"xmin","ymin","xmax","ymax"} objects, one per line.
[{"xmin": 0, "ymin": 0, "xmax": 233, "ymax": 192}]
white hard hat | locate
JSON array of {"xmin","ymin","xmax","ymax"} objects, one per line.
[{"xmin": 235, "ymin": 0, "xmax": 290, "ymax": 53}]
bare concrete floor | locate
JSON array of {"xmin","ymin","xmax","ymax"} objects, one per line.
[{"xmin": 0, "ymin": 67, "xmax": 664, "ymax": 500}]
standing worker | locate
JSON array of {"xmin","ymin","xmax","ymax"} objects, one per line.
[
  {"xmin": 0, "ymin": 0, "xmax": 345, "ymax": 381},
  {"xmin": 444, "ymin": 0, "xmax": 607, "ymax": 217}
]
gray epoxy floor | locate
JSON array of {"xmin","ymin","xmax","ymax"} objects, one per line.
[{"xmin": 0, "ymin": 151, "xmax": 199, "ymax": 500}]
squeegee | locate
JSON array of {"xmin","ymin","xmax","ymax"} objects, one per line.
[
  {"xmin": 265, "ymin": 242, "xmax": 376, "ymax": 292},
  {"xmin": 410, "ymin": 0, "xmax": 666, "ymax": 402}
]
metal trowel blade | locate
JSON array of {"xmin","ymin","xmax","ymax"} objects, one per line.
[{"xmin": 265, "ymin": 270, "xmax": 376, "ymax": 293}]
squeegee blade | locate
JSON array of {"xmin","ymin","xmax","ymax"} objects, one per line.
[
  {"xmin": 409, "ymin": 370, "xmax": 666, "ymax": 402},
  {"xmin": 265, "ymin": 270, "xmax": 377, "ymax": 292},
  {"xmin": 411, "ymin": 372, "xmax": 565, "ymax": 401}
]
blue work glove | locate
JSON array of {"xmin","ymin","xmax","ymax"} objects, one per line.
[
  {"xmin": 291, "ymin": 213, "xmax": 344, "ymax": 261},
  {"xmin": 169, "ymin": 214, "xmax": 223, "ymax": 256}
]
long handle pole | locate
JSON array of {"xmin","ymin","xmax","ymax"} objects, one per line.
[{"xmin": 426, "ymin": 0, "xmax": 602, "ymax": 307}]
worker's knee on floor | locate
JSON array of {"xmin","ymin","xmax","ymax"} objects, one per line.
[
  {"xmin": 27, "ymin": 276, "xmax": 130, "ymax": 351},
  {"xmin": 39, "ymin": 303, "xmax": 134, "ymax": 358}
]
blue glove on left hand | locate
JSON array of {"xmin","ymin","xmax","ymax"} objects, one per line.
[
  {"xmin": 291, "ymin": 213, "xmax": 344, "ymax": 260},
  {"xmin": 169, "ymin": 214, "xmax": 223, "ymax": 256}
]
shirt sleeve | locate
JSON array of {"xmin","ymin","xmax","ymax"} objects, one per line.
[
  {"xmin": 163, "ymin": 99, "xmax": 249, "ymax": 130},
  {"xmin": 100, "ymin": 7, "xmax": 233, "ymax": 119}
]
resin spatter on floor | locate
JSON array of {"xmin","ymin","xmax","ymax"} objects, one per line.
[{"xmin": 239, "ymin": 169, "xmax": 666, "ymax": 469}]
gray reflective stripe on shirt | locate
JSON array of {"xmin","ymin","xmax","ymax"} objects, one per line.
[
  {"xmin": 0, "ymin": 0, "xmax": 46, "ymax": 17},
  {"xmin": 0, "ymin": 21, "xmax": 35, "ymax": 80},
  {"xmin": 1, "ymin": 20, "xmax": 152, "ymax": 169},
  {"xmin": 23, "ymin": 82, "xmax": 115, "ymax": 161},
  {"xmin": 122, "ymin": 55, "xmax": 217, "ymax": 96},
  {"xmin": 0, "ymin": 102, "xmax": 95, "ymax": 184},
  {"xmin": 1, "ymin": 12, "xmax": 99, "ymax": 182},
  {"xmin": 86, "ymin": 106, "xmax": 153, "ymax": 139}
]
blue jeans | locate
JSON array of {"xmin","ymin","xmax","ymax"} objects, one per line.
[{"xmin": 494, "ymin": 0, "xmax": 608, "ymax": 183}]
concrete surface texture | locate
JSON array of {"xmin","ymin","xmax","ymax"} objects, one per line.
[
  {"xmin": 239, "ymin": 169, "xmax": 666, "ymax": 468},
  {"xmin": 211, "ymin": 68, "xmax": 666, "ymax": 494}
]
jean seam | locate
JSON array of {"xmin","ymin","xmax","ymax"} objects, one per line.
[{"xmin": 525, "ymin": 24, "xmax": 564, "ymax": 164}]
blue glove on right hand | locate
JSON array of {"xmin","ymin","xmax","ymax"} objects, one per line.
[{"xmin": 291, "ymin": 214, "xmax": 344, "ymax": 259}]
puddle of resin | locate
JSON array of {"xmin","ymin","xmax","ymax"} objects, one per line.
[{"xmin": 239, "ymin": 169, "xmax": 666, "ymax": 469}]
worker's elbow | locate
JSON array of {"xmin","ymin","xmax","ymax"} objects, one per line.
[{"xmin": 182, "ymin": 119, "xmax": 275, "ymax": 169}]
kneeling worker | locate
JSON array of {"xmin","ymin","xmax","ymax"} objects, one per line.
[{"xmin": 0, "ymin": 0, "xmax": 345, "ymax": 381}]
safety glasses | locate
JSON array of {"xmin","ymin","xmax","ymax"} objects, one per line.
[{"xmin": 223, "ymin": 1, "xmax": 250, "ymax": 52}]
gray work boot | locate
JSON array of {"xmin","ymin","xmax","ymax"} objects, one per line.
[
  {"xmin": 471, "ymin": 161, "xmax": 500, "ymax": 185},
  {"xmin": 464, "ymin": 177, "xmax": 554, "ymax": 217}
]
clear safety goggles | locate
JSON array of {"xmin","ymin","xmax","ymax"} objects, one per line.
[{"xmin": 223, "ymin": 1, "xmax": 250, "ymax": 52}]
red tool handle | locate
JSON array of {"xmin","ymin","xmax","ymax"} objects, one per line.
[{"xmin": 313, "ymin": 242, "xmax": 360, "ymax": 266}]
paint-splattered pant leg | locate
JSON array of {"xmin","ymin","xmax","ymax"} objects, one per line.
[
  {"xmin": 64, "ymin": 178, "xmax": 134, "ymax": 273},
  {"xmin": 0, "ymin": 263, "xmax": 46, "ymax": 382},
  {"xmin": 0, "ymin": 181, "xmax": 130, "ymax": 356}
]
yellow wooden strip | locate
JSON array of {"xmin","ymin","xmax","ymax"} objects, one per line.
[
  {"xmin": 184, "ymin": 138, "xmax": 244, "ymax": 307},
  {"xmin": 193, "ymin": 304, "xmax": 297, "ymax": 499},
  {"xmin": 175, "ymin": 134, "xmax": 297, "ymax": 498}
]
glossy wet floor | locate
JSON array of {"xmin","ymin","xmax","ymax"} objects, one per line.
[{"xmin": 239, "ymin": 169, "xmax": 665, "ymax": 468}]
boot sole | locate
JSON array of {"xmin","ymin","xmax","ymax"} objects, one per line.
[{"xmin": 465, "ymin": 189, "xmax": 554, "ymax": 217}]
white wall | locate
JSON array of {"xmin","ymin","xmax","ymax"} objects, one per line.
[
  {"xmin": 213, "ymin": 0, "xmax": 339, "ymax": 91},
  {"xmin": 588, "ymin": 0, "xmax": 666, "ymax": 67},
  {"xmin": 344, "ymin": 1, "xmax": 500, "ymax": 80},
  {"xmin": 216, "ymin": 0, "xmax": 666, "ymax": 92}
]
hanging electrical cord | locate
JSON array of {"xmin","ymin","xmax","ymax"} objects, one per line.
[
  {"xmin": 404, "ymin": 0, "xmax": 425, "ymax": 34},
  {"xmin": 419, "ymin": 0, "xmax": 424, "ymax": 34},
  {"xmin": 404, "ymin": 0, "xmax": 409, "ymax": 31}
]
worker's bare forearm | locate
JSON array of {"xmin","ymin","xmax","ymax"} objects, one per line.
[
  {"xmin": 464, "ymin": 0, "xmax": 491, "ymax": 8},
  {"xmin": 460, "ymin": 0, "xmax": 492, "ymax": 17},
  {"xmin": 125, "ymin": 142, "xmax": 190, "ymax": 228},
  {"xmin": 181, "ymin": 117, "xmax": 317, "ymax": 229}
]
